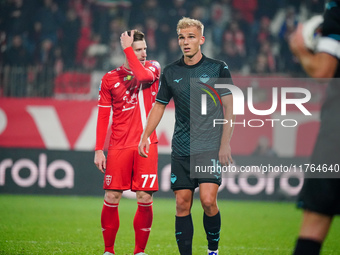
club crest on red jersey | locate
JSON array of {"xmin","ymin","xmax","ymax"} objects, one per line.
[{"xmin": 105, "ymin": 175, "xmax": 112, "ymax": 186}]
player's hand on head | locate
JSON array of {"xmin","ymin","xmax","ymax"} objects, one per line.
[
  {"xmin": 138, "ymin": 138, "xmax": 150, "ymax": 158},
  {"xmin": 120, "ymin": 30, "xmax": 134, "ymax": 50},
  {"xmin": 94, "ymin": 150, "xmax": 106, "ymax": 174}
]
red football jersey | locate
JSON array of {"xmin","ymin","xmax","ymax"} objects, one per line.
[{"xmin": 95, "ymin": 48, "xmax": 160, "ymax": 150}]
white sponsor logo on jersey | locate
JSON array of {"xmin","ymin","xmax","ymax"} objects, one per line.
[
  {"xmin": 114, "ymin": 82, "xmax": 120, "ymax": 88},
  {"xmin": 123, "ymin": 92, "xmax": 138, "ymax": 105},
  {"xmin": 122, "ymin": 105, "xmax": 136, "ymax": 111}
]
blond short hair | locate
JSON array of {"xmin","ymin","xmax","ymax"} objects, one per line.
[{"xmin": 177, "ymin": 17, "xmax": 204, "ymax": 35}]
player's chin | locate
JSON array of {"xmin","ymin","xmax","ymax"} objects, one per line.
[
  {"xmin": 183, "ymin": 50, "xmax": 198, "ymax": 58},
  {"xmin": 140, "ymin": 60, "xmax": 146, "ymax": 65},
  {"xmin": 183, "ymin": 52, "xmax": 194, "ymax": 58}
]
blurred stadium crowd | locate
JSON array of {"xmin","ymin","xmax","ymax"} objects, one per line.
[{"xmin": 0, "ymin": 0, "xmax": 325, "ymax": 97}]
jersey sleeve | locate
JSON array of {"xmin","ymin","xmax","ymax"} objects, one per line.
[
  {"xmin": 219, "ymin": 62, "xmax": 233, "ymax": 97},
  {"xmin": 98, "ymin": 77, "xmax": 112, "ymax": 107},
  {"xmin": 156, "ymin": 71, "xmax": 172, "ymax": 104},
  {"xmin": 95, "ymin": 106, "xmax": 111, "ymax": 150},
  {"xmin": 124, "ymin": 47, "xmax": 160, "ymax": 83},
  {"xmin": 316, "ymin": 2, "xmax": 340, "ymax": 59},
  {"xmin": 95, "ymin": 76, "xmax": 112, "ymax": 150}
]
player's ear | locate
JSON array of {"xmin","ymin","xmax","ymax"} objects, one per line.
[{"xmin": 200, "ymin": 36, "xmax": 205, "ymax": 45}]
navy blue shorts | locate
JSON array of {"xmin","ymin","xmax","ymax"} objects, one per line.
[{"xmin": 170, "ymin": 151, "xmax": 222, "ymax": 191}]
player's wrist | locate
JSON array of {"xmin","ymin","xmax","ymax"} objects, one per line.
[
  {"xmin": 123, "ymin": 46, "xmax": 133, "ymax": 53},
  {"xmin": 140, "ymin": 136, "xmax": 148, "ymax": 143}
]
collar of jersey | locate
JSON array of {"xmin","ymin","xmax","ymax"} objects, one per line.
[{"xmin": 121, "ymin": 65, "xmax": 133, "ymax": 74}]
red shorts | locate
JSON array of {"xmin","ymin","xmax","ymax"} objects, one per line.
[{"xmin": 103, "ymin": 144, "xmax": 158, "ymax": 192}]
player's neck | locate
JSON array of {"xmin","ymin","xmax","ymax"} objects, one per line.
[
  {"xmin": 123, "ymin": 61, "xmax": 130, "ymax": 70},
  {"xmin": 184, "ymin": 51, "xmax": 203, "ymax": 66}
]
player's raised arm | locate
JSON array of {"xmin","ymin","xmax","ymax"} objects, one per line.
[
  {"xmin": 139, "ymin": 102, "xmax": 166, "ymax": 157},
  {"xmin": 121, "ymin": 30, "xmax": 160, "ymax": 83},
  {"xmin": 289, "ymin": 23, "xmax": 338, "ymax": 79}
]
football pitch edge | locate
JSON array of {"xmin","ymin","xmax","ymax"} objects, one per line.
[{"xmin": 0, "ymin": 195, "xmax": 339, "ymax": 254}]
